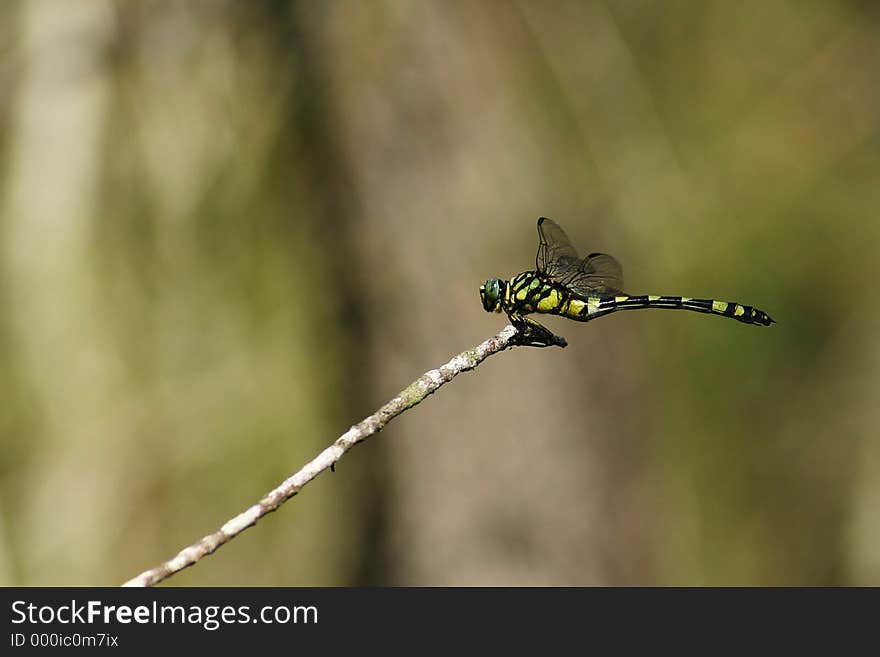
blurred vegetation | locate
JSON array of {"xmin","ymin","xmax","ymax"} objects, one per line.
[{"xmin": 0, "ymin": 0, "xmax": 878, "ymax": 585}]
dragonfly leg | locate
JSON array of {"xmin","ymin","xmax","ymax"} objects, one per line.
[{"xmin": 508, "ymin": 314, "xmax": 567, "ymax": 348}]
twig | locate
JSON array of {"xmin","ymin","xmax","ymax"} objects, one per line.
[{"xmin": 122, "ymin": 322, "xmax": 566, "ymax": 587}]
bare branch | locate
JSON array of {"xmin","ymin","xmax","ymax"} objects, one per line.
[{"xmin": 122, "ymin": 323, "xmax": 565, "ymax": 587}]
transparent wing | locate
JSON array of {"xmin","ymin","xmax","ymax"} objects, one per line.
[
  {"xmin": 565, "ymin": 252, "xmax": 624, "ymax": 296},
  {"xmin": 535, "ymin": 217, "xmax": 624, "ymax": 295},
  {"xmin": 536, "ymin": 217, "xmax": 580, "ymax": 276}
]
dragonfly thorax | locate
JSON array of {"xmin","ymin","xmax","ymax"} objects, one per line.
[{"xmin": 480, "ymin": 277, "xmax": 506, "ymax": 313}]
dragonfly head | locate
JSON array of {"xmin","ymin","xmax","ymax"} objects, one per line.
[{"xmin": 480, "ymin": 278, "xmax": 505, "ymax": 313}]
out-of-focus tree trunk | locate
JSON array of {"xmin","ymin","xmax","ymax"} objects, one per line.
[
  {"xmin": 315, "ymin": 1, "xmax": 656, "ymax": 584},
  {"xmin": 2, "ymin": 0, "xmax": 115, "ymax": 584},
  {"xmin": 0, "ymin": 1, "xmax": 372, "ymax": 585}
]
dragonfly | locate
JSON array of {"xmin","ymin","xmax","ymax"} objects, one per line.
[{"xmin": 480, "ymin": 217, "xmax": 775, "ymax": 347}]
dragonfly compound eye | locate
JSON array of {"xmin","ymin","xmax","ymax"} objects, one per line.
[{"xmin": 480, "ymin": 278, "xmax": 503, "ymax": 312}]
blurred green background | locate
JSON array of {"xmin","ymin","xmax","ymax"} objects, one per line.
[{"xmin": 1, "ymin": 0, "xmax": 878, "ymax": 586}]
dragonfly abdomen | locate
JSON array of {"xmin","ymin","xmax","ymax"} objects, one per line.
[{"xmin": 584, "ymin": 294, "xmax": 774, "ymax": 326}]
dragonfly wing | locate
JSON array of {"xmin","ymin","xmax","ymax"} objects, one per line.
[
  {"xmin": 536, "ymin": 217, "xmax": 624, "ymax": 295},
  {"xmin": 536, "ymin": 217, "xmax": 580, "ymax": 277},
  {"xmin": 565, "ymin": 252, "xmax": 624, "ymax": 296}
]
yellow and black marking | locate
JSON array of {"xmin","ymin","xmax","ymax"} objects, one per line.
[
  {"xmin": 480, "ymin": 218, "xmax": 775, "ymax": 346},
  {"xmin": 578, "ymin": 294, "xmax": 773, "ymax": 325}
]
